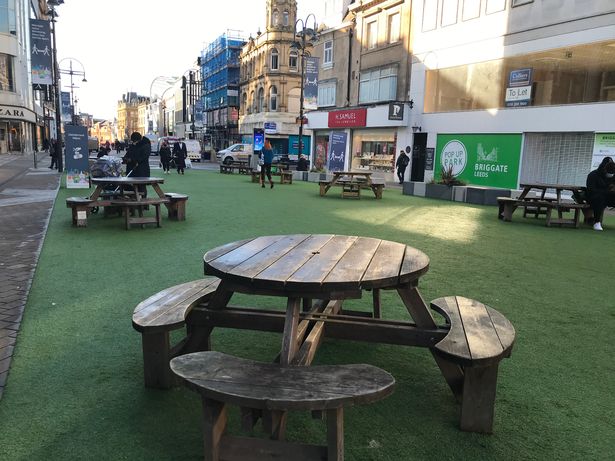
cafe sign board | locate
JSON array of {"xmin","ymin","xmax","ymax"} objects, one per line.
[
  {"xmin": 435, "ymin": 134, "xmax": 522, "ymax": 189},
  {"xmin": 328, "ymin": 108, "xmax": 367, "ymax": 128}
]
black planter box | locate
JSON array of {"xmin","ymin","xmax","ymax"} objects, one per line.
[
  {"xmin": 466, "ymin": 186, "xmax": 511, "ymax": 205},
  {"xmin": 425, "ymin": 183, "xmax": 453, "ymax": 200}
]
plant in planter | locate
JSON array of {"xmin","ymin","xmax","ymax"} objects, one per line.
[
  {"xmin": 425, "ymin": 166, "xmax": 466, "ymax": 200},
  {"xmin": 438, "ymin": 165, "xmax": 466, "ymax": 186}
]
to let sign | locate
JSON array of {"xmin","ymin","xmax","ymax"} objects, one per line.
[
  {"xmin": 328, "ymin": 108, "xmax": 367, "ymax": 128},
  {"xmin": 505, "ymin": 85, "xmax": 532, "ymax": 107}
]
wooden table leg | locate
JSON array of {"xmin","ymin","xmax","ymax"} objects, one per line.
[
  {"xmin": 280, "ymin": 297, "xmax": 301, "ymax": 366},
  {"xmin": 397, "ymin": 285, "xmax": 464, "ymax": 400}
]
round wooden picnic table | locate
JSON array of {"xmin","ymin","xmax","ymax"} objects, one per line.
[{"xmin": 203, "ymin": 234, "xmax": 430, "ymax": 299}]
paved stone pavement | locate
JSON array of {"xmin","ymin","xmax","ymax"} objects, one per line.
[{"xmin": 0, "ymin": 152, "xmax": 60, "ymax": 400}]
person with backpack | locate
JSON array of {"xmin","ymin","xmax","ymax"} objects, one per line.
[{"xmin": 396, "ymin": 149, "xmax": 410, "ymax": 184}]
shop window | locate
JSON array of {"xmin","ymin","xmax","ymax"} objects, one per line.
[
  {"xmin": 323, "ymin": 41, "xmax": 333, "ymax": 67},
  {"xmin": 462, "ymin": 0, "xmax": 480, "ymax": 21},
  {"xmin": 359, "ymin": 65, "xmax": 398, "ymax": 104},
  {"xmin": 270, "ymin": 48, "xmax": 279, "ymax": 71},
  {"xmin": 351, "ymin": 136, "xmax": 396, "ymax": 173},
  {"xmin": 289, "ymin": 50, "xmax": 298, "ymax": 70},
  {"xmin": 317, "ymin": 80, "xmax": 336, "ymax": 107},
  {"xmin": 441, "ymin": 0, "xmax": 458, "ymax": 27},
  {"xmin": 366, "ymin": 21, "xmax": 377, "ymax": 50},
  {"xmin": 422, "ymin": 0, "xmax": 438, "ymax": 32},
  {"xmin": 387, "ymin": 13, "xmax": 400, "ymax": 44},
  {"xmin": 0, "ymin": 53, "xmax": 14, "ymax": 92},
  {"xmin": 270, "ymin": 86, "xmax": 278, "ymax": 111},
  {"xmin": 0, "ymin": 0, "xmax": 16, "ymax": 35},
  {"xmin": 486, "ymin": 0, "xmax": 506, "ymax": 14},
  {"xmin": 424, "ymin": 40, "xmax": 615, "ymax": 112}
]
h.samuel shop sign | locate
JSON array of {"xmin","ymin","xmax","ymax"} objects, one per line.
[{"xmin": 328, "ymin": 108, "xmax": 367, "ymax": 128}]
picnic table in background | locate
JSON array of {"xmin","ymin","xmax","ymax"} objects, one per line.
[
  {"xmin": 497, "ymin": 182, "xmax": 591, "ymax": 227},
  {"xmin": 319, "ymin": 171, "xmax": 385, "ymax": 199}
]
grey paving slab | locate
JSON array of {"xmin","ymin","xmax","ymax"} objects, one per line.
[{"xmin": 0, "ymin": 152, "xmax": 60, "ymax": 400}]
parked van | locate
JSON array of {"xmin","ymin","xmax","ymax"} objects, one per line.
[
  {"xmin": 216, "ymin": 143, "xmax": 253, "ymax": 164},
  {"xmin": 185, "ymin": 140, "xmax": 203, "ymax": 162}
]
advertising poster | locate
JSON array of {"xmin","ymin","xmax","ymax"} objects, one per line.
[
  {"xmin": 61, "ymin": 92, "xmax": 72, "ymax": 123},
  {"xmin": 64, "ymin": 125, "xmax": 90, "ymax": 189},
  {"xmin": 591, "ymin": 133, "xmax": 615, "ymax": 169},
  {"xmin": 253, "ymin": 128, "xmax": 264, "ymax": 151},
  {"xmin": 304, "ymin": 57, "xmax": 319, "ymax": 111},
  {"xmin": 327, "ymin": 132, "xmax": 347, "ymax": 172},
  {"xmin": 288, "ymin": 135, "xmax": 311, "ymax": 157},
  {"xmin": 435, "ymin": 134, "xmax": 522, "ymax": 188},
  {"xmin": 314, "ymin": 138, "xmax": 328, "ymax": 170},
  {"xmin": 29, "ymin": 19, "xmax": 53, "ymax": 85}
]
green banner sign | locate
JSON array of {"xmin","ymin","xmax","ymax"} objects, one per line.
[{"xmin": 435, "ymin": 134, "xmax": 522, "ymax": 188}]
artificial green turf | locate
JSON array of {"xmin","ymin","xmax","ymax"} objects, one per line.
[{"xmin": 1, "ymin": 169, "xmax": 614, "ymax": 460}]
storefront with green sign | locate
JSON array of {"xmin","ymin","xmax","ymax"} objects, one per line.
[{"xmin": 435, "ymin": 134, "xmax": 522, "ymax": 189}]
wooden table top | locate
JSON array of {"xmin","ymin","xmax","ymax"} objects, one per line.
[
  {"xmin": 333, "ymin": 171, "xmax": 373, "ymax": 176},
  {"xmin": 519, "ymin": 182, "xmax": 585, "ymax": 191},
  {"xmin": 91, "ymin": 177, "xmax": 165, "ymax": 185},
  {"xmin": 203, "ymin": 234, "xmax": 429, "ymax": 295}
]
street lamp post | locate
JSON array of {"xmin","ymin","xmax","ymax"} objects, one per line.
[
  {"xmin": 292, "ymin": 14, "xmax": 318, "ymax": 165},
  {"xmin": 48, "ymin": 0, "xmax": 64, "ymax": 172},
  {"xmin": 58, "ymin": 58, "xmax": 87, "ymax": 125}
]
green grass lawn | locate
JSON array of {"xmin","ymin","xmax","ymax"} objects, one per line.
[{"xmin": 1, "ymin": 169, "xmax": 614, "ymax": 460}]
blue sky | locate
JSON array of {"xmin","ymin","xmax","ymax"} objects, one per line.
[{"xmin": 55, "ymin": 0, "xmax": 322, "ymax": 119}]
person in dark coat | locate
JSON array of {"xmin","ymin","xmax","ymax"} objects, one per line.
[
  {"xmin": 586, "ymin": 157, "xmax": 615, "ymax": 231},
  {"xmin": 173, "ymin": 139, "xmax": 187, "ymax": 174},
  {"xmin": 260, "ymin": 139, "xmax": 274, "ymax": 188},
  {"xmin": 159, "ymin": 140, "xmax": 172, "ymax": 174},
  {"xmin": 396, "ymin": 150, "xmax": 410, "ymax": 184},
  {"xmin": 123, "ymin": 132, "xmax": 151, "ymax": 197},
  {"xmin": 49, "ymin": 139, "xmax": 59, "ymax": 169},
  {"xmin": 296, "ymin": 154, "xmax": 309, "ymax": 171}
]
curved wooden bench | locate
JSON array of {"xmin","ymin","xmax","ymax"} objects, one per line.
[
  {"xmin": 430, "ymin": 296, "xmax": 515, "ymax": 433},
  {"xmin": 132, "ymin": 277, "xmax": 221, "ymax": 388},
  {"xmin": 66, "ymin": 197, "xmax": 94, "ymax": 227},
  {"xmin": 171, "ymin": 351, "xmax": 395, "ymax": 461},
  {"xmin": 164, "ymin": 193, "xmax": 189, "ymax": 221}
]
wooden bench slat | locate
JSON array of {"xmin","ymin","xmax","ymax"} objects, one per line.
[
  {"xmin": 431, "ymin": 297, "xmax": 471, "ymax": 361},
  {"xmin": 456, "ymin": 297, "xmax": 505, "ymax": 361},
  {"xmin": 170, "ymin": 351, "xmax": 396, "ymax": 410},
  {"xmin": 132, "ymin": 277, "xmax": 221, "ymax": 332}
]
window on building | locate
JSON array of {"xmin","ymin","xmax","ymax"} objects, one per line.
[
  {"xmin": 359, "ymin": 65, "xmax": 398, "ymax": 103},
  {"xmin": 0, "ymin": 53, "xmax": 15, "ymax": 92},
  {"xmin": 462, "ymin": 0, "xmax": 481, "ymax": 20},
  {"xmin": 441, "ymin": 0, "xmax": 458, "ymax": 26},
  {"xmin": 424, "ymin": 40, "xmax": 615, "ymax": 112},
  {"xmin": 323, "ymin": 41, "xmax": 333, "ymax": 66},
  {"xmin": 387, "ymin": 13, "xmax": 400, "ymax": 43},
  {"xmin": 270, "ymin": 86, "xmax": 278, "ymax": 111},
  {"xmin": 486, "ymin": 0, "xmax": 506, "ymax": 14},
  {"xmin": 317, "ymin": 80, "xmax": 336, "ymax": 107},
  {"xmin": 272, "ymin": 10, "xmax": 279, "ymax": 26},
  {"xmin": 270, "ymin": 48, "xmax": 279, "ymax": 70},
  {"xmin": 512, "ymin": 0, "xmax": 533, "ymax": 6},
  {"xmin": 283, "ymin": 10, "xmax": 289, "ymax": 26},
  {"xmin": 242, "ymin": 92, "xmax": 247, "ymax": 114},
  {"xmin": 422, "ymin": 0, "xmax": 438, "ymax": 32},
  {"xmin": 366, "ymin": 21, "xmax": 377, "ymax": 49},
  {"xmin": 257, "ymin": 87, "xmax": 264, "ymax": 112},
  {"xmin": 0, "ymin": 0, "xmax": 16, "ymax": 35},
  {"xmin": 250, "ymin": 90, "xmax": 255, "ymax": 113},
  {"xmin": 289, "ymin": 50, "xmax": 298, "ymax": 70}
]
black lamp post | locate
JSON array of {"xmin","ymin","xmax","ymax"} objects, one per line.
[
  {"xmin": 47, "ymin": 0, "xmax": 64, "ymax": 172},
  {"xmin": 58, "ymin": 58, "xmax": 87, "ymax": 125},
  {"xmin": 291, "ymin": 14, "xmax": 318, "ymax": 164}
]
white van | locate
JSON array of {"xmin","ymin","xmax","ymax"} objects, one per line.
[
  {"xmin": 185, "ymin": 140, "xmax": 203, "ymax": 162},
  {"xmin": 216, "ymin": 143, "xmax": 253, "ymax": 164}
]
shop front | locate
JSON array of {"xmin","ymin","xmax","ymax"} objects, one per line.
[
  {"xmin": 306, "ymin": 104, "xmax": 409, "ymax": 180},
  {"xmin": 0, "ymin": 105, "xmax": 36, "ymax": 154}
]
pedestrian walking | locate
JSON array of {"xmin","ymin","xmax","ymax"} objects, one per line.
[
  {"xmin": 396, "ymin": 149, "xmax": 410, "ymax": 184},
  {"xmin": 260, "ymin": 140, "xmax": 274, "ymax": 189},
  {"xmin": 586, "ymin": 157, "xmax": 615, "ymax": 231},
  {"xmin": 173, "ymin": 139, "xmax": 187, "ymax": 174},
  {"xmin": 49, "ymin": 139, "xmax": 59, "ymax": 169},
  {"xmin": 159, "ymin": 140, "xmax": 171, "ymax": 174}
]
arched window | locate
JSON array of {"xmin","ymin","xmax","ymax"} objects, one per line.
[
  {"xmin": 270, "ymin": 48, "xmax": 279, "ymax": 70},
  {"xmin": 272, "ymin": 9, "xmax": 279, "ymax": 26},
  {"xmin": 250, "ymin": 90, "xmax": 255, "ymax": 113},
  {"xmin": 283, "ymin": 11, "xmax": 289, "ymax": 26},
  {"xmin": 289, "ymin": 50, "xmax": 298, "ymax": 70},
  {"xmin": 270, "ymin": 86, "xmax": 278, "ymax": 111},
  {"xmin": 257, "ymin": 87, "xmax": 265, "ymax": 112},
  {"xmin": 242, "ymin": 92, "xmax": 247, "ymax": 114}
]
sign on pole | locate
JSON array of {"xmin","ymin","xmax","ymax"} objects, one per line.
[
  {"xmin": 64, "ymin": 125, "xmax": 90, "ymax": 188},
  {"xmin": 29, "ymin": 19, "xmax": 53, "ymax": 86},
  {"xmin": 61, "ymin": 92, "xmax": 72, "ymax": 123},
  {"xmin": 304, "ymin": 57, "xmax": 319, "ymax": 111}
]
